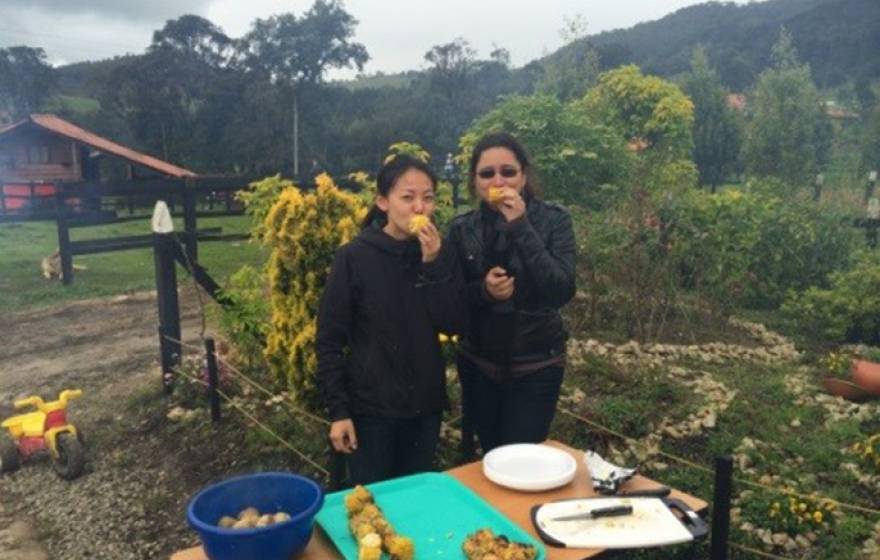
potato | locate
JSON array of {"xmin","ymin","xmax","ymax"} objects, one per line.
[
  {"xmin": 238, "ymin": 507, "xmax": 260, "ymax": 521},
  {"xmin": 232, "ymin": 517, "xmax": 256, "ymax": 529},
  {"xmin": 274, "ymin": 512, "xmax": 292, "ymax": 524},
  {"xmin": 256, "ymin": 514, "xmax": 274, "ymax": 527},
  {"xmin": 218, "ymin": 516, "xmax": 237, "ymax": 528}
]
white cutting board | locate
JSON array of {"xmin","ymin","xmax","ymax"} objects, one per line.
[{"xmin": 533, "ymin": 497, "xmax": 694, "ymax": 549}]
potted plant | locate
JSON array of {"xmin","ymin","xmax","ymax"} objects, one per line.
[
  {"xmin": 852, "ymin": 358, "xmax": 880, "ymax": 397},
  {"xmin": 820, "ymin": 351, "xmax": 873, "ymax": 402}
]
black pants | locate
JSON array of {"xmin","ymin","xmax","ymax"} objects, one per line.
[
  {"xmin": 458, "ymin": 356, "xmax": 564, "ymax": 454},
  {"xmin": 347, "ymin": 413, "xmax": 441, "ymax": 485}
]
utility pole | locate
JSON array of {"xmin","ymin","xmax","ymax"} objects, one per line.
[{"xmin": 293, "ymin": 92, "xmax": 300, "ymax": 179}]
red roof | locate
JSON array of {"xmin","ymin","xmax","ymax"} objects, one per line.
[
  {"xmin": 726, "ymin": 93, "xmax": 747, "ymax": 111},
  {"xmin": 0, "ymin": 114, "xmax": 196, "ymax": 178}
]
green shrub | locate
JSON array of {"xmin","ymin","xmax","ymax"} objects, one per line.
[
  {"xmin": 669, "ymin": 187, "xmax": 857, "ymax": 309},
  {"xmin": 783, "ymin": 250, "xmax": 880, "ymax": 344}
]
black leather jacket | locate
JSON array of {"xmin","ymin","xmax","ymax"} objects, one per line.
[{"xmin": 446, "ymin": 197, "xmax": 576, "ymax": 366}]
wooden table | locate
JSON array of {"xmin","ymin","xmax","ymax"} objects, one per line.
[{"xmin": 171, "ymin": 441, "xmax": 708, "ymax": 560}]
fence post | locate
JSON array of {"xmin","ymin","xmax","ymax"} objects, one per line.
[
  {"xmin": 864, "ymin": 171, "xmax": 877, "ymax": 205},
  {"xmin": 710, "ymin": 455, "xmax": 733, "ymax": 560},
  {"xmin": 183, "ymin": 177, "xmax": 198, "ymax": 264},
  {"xmin": 204, "ymin": 337, "xmax": 221, "ymax": 423},
  {"xmin": 153, "ymin": 201, "xmax": 181, "ymax": 394},
  {"xmin": 55, "ymin": 187, "xmax": 74, "ymax": 285}
]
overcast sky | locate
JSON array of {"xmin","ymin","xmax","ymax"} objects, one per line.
[{"xmin": 0, "ymin": 0, "xmax": 750, "ymax": 79}]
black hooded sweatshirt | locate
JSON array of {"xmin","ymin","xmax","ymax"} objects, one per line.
[{"xmin": 316, "ymin": 226, "xmax": 466, "ymax": 421}]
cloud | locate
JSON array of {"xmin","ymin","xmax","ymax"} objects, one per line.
[{"xmin": 0, "ymin": 0, "xmax": 213, "ymax": 22}]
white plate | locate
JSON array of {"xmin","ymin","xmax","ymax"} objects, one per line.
[{"xmin": 482, "ymin": 444, "xmax": 577, "ymax": 492}]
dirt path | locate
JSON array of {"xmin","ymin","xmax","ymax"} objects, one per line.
[
  {"xmin": 0, "ymin": 290, "xmax": 204, "ymax": 406},
  {"xmin": 0, "ymin": 289, "xmax": 206, "ymax": 559}
]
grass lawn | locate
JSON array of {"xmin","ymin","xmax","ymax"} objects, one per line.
[{"xmin": 0, "ymin": 215, "xmax": 266, "ymax": 314}]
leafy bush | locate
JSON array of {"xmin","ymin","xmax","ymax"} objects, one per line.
[
  {"xmin": 216, "ymin": 265, "xmax": 270, "ymax": 370},
  {"xmin": 669, "ymin": 187, "xmax": 858, "ymax": 309},
  {"xmin": 260, "ymin": 174, "xmax": 366, "ymax": 405},
  {"xmin": 783, "ymin": 251, "xmax": 880, "ymax": 344}
]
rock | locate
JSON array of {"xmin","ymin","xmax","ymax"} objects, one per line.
[
  {"xmin": 166, "ymin": 406, "xmax": 187, "ymax": 421},
  {"xmin": 772, "ymin": 533, "xmax": 789, "ymax": 546}
]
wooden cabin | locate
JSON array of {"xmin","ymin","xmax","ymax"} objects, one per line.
[{"xmin": 0, "ymin": 114, "xmax": 196, "ymax": 217}]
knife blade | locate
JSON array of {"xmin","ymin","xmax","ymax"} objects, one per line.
[
  {"xmin": 550, "ymin": 505, "xmax": 634, "ymax": 522},
  {"xmin": 616, "ymin": 486, "xmax": 671, "ymax": 499}
]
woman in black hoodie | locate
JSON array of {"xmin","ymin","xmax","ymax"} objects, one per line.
[{"xmin": 316, "ymin": 155, "xmax": 465, "ymax": 484}]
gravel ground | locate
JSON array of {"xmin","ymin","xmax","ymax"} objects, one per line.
[{"xmin": 0, "ymin": 290, "xmax": 214, "ymax": 560}]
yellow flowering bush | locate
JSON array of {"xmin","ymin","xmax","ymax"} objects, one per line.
[
  {"xmin": 260, "ymin": 173, "xmax": 367, "ymax": 404},
  {"xmin": 849, "ymin": 434, "xmax": 880, "ymax": 472}
]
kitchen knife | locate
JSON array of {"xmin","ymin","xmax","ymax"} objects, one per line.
[{"xmin": 550, "ymin": 505, "xmax": 634, "ymax": 522}]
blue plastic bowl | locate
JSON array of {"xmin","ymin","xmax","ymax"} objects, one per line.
[{"xmin": 187, "ymin": 472, "xmax": 324, "ymax": 560}]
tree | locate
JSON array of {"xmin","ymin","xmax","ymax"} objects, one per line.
[
  {"xmin": 242, "ymin": 0, "xmax": 369, "ymax": 175},
  {"xmin": 681, "ymin": 46, "xmax": 742, "ymax": 191},
  {"xmin": 459, "ymin": 94, "xmax": 631, "ymax": 206},
  {"xmin": 423, "ymin": 38, "xmax": 476, "ymax": 102},
  {"xmin": 99, "ymin": 16, "xmax": 238, "ymax": 167},
  {"xmin": 539, "ymin": 15, "xmax": 600, "ymax": 101},
  {"xmin": 579, "ymin": 65, "xmax": 695, "ymax": 161},
  {"xmin": 577, "ymin": 65, "xmax": 697, "ymax": 194},
  {"xmin": 0, "ymin": 46, "xmax": 56, "ymax": 119},
  {"xmin": 150, "ymin": 14, "xmax": 235, "ymax": 68},
  {"xmin": 742, "ymin": 28, "xmax": 824, "ymax": 187}
]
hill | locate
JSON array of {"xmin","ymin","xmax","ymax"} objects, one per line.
[{"xmin": 548, "ymin": 0, "xmax": 880, "ymax": 90}]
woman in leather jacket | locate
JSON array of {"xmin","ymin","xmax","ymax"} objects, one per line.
[{"xmin": 447, "ymin": 132, "xmax": 576, "ymax": 454}]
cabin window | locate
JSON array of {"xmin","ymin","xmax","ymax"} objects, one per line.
[{"xmin": 28, "ymin": 145, "xmax": 50, "ymax": 164}]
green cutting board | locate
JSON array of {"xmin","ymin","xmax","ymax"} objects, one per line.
[{"xmin": 316, "ymin": 472, "xmax": 545, "ymax": 559}]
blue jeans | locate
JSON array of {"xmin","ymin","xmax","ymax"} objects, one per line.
[
  {"xmin": 347, "ymin": 414, "xmax": 441, "ymax": 485},
  {"xmin": 458, "ymin": 356, "xmax": 564, "ymax": 454}
]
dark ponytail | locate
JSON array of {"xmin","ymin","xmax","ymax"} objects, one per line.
[{"xmin": 361, "ymin": 154, "xmax": 439, "ymax": 229}]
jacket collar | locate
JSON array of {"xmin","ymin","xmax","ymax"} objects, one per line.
[{"xmin": 358, "ymin": 224, "xmax": 421, "ymax": 259}]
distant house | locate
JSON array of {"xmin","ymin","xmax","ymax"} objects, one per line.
[
  {"xmin": 823, "ymin": 101, "xmax": 860, "ymax": 121},
  {"xmin": 0, "ymin": 114, "xmax": 195, "ymax": 216},
  {"xmin": 726, "ymin": 93, "xmax": 747, "ymax": 112}
]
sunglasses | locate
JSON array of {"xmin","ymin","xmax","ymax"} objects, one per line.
[{"xmin": 476, "ymin": 166, "xmax": 521, "ymax": 180}]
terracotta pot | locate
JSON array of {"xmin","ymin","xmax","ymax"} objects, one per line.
[
  {"xmin": 852, "ymin": 359, "xmax": 880, "ymax": 397},
  {"xmin": 822, "ymin": 377, "xmax": 873, "ymax": 402}
]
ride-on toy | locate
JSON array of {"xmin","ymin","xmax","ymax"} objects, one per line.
[{"xmin": 0, "ymin": 389, "xmax": 85, "ymax": 480}]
